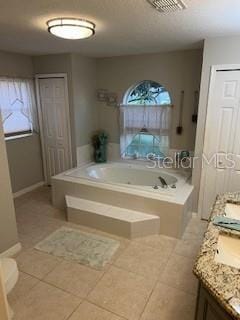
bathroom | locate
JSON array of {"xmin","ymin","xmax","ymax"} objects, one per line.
[{"xmin": 0, "ymin": 1, "xmax": 240, "ymax": 319}]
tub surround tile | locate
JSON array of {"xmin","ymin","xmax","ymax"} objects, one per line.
[
  {"xmin": 141, "ymin": 283, "xmax": 196, "ymax": 320},
  {"xmin": 12, "ymin": 281, "xmax": 81, "ymax": 320},
  {"xmin": 68, "ymin": 301, "xmax": 124, "ymax": 320},
  {"xmin": 194, "ymin": 192, "xmax": 240, "ymax": 320},
  {"xmin": 76, "ymin": 144, "xmax": 93, "ymax": 166},
  {"xmin": 88, "ymin": 266, "xmax": 155, "ymax": 320},
  {"xmin": 44, "ymin": 260, "xmax": 104, "ymax": 298},
  {"xmin": 107, "ymin": 143, "xmax": 121, "ymax": 161}
]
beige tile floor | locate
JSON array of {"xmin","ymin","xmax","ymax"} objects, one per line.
[{"xmin": 10, "ymin": 186, "xmax": 208, "ymax": 320}]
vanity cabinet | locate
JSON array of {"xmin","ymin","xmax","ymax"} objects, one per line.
[{"xmin": 195, "ymin": 282, "xmax": 234, "ymax": 320}]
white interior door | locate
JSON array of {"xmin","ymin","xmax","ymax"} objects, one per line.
[
  {"xmin": 38, "ymin": 77, "xmax": 72, "ymax": 184},
  {"xmin": 199, "ymin": 69, "xmax": 240, "ymax": 219}
]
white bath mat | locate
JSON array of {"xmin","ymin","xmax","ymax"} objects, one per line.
[{"xmin": 35, "ymin": 227, "xmax": 120, "ymax": 269}]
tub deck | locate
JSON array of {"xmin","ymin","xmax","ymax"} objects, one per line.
[{"xmin": 52, "ymin": 163, "xmax": 193, "ymax": 239}]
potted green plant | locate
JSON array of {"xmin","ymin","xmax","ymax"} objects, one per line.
[{"xmin": 92, "ymin": 131, "xmax": 108, "ymax": 163}]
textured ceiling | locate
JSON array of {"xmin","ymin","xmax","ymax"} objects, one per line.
[{"xmin": 0, "ymin": 0, "xmax": 240, "ymax": 57}]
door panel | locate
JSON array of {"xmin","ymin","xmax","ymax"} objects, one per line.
[
  {"xmin": 223, "ymin": 80, "xmax": 238, "ymax": 98},
  {"xmin": 39, "ymin": 77, "xmax": 72, "ymax": 184},
  {"xmin": 57, "ymin": 149, "xmax": 66, "ymax": 173},
  {"xmin": 48, "ymin": 147, "xmax": 56, "ymax": 177},
  {"xmin": 218, "ymin": 108, "xmax": 234, "ymax": 153},
  {"xmin": 200, "ymin": 70, "xmax": 240, "ymax": 219}
]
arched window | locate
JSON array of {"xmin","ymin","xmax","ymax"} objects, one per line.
[
  {"xmin": 125, "ymin": 80, "xmax": 171, "ymax": 106},
  {"xmin": 120, "ymin": 80, "xmax": 172, "ymax": 159}
]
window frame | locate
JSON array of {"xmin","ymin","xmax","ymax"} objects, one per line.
[{"xmin": 4, "ymin": 129, "xmax": 33, "ymax": 140}]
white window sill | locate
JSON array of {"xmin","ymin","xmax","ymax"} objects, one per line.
[{"xmin": 5, "ymin": 133, "xmax": 33, "ymax": 141}]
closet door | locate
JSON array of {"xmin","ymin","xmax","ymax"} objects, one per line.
[
  {"xmin": 199, "ymin": 70, "xmax": 240, "ymax": 219},
  {"xmin": 38, "ymin": 77, "xmax": 72, "ymax": 185}
]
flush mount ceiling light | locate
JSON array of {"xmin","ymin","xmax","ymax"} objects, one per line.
[
  {"xmin": 47, "ymin": 18, "xmax": 95, "ymax": 40},
  {"xmin": 147, "ymin": 0, "xmax": 187, "ymax": 12}
]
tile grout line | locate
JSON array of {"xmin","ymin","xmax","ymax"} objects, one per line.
[
  {"xmin": 84, "ymin": 298, "xmax": 129, "ymax": 320},
  {"xmin": 64, "ymin": 299, "xmax": 84, "ymax": 320},
  {"xmin": 9, "ymin": 272, "xmax": 40, "ymax": 310},
  {"xmin": 156, "ymin": 250, "xmax": 199, "ymax": 297},
  {"xmin": 85, "ymin": 264, "xmax": 165, "ymax": 320},
  {"xmin": 137, "ymin": 247, "xmax": 175, "ymax": 320},
  {"xmin": 84, "ymin": 262, "xmax": 111, "ymax": 298}
]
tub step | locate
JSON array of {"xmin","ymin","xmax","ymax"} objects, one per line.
[{"xmin": 66, "ymin": 196, "xmax": 160, "ymax": 239}]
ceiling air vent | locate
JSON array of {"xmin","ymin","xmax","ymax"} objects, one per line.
[{"xmin": 147, "ymin": 0, "xmax": 187, "ymax": 13}]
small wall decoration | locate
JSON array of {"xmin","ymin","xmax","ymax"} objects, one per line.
[
  {"xmin": 97, "ymin": 89, "xmax": 118, "ymax": 106},
  {"xmin": 97, "ymin": 89, "xmax": 108, "ymax": 102},
  {"xmin": 107, "ymin": 93, "xmax": 118, "ymax": 107}
]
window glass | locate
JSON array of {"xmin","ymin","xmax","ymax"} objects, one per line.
[
  {"xmin": 125, "ymin": 132, "xmax": 167, "ymax": 159},
  {"xmin": 126, "ymin": 80, "xmax": 171, "ymax": 105},
  {"xmin": 0, "ymin": 78, "xmax": 36, "ymax": 138}
]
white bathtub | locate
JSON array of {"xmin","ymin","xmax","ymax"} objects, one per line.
[
  {"xmin": 65, "ymin": 162, "xmax": 190, "ymax": 195},
  {"xmin": 52, "ymin": 161, "xmax": 194, "ymax": 238}
]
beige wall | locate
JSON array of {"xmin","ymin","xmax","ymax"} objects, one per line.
[
  {"xmin": 6, "ymin": 134, "xmax": 43, "ymax": 193},
  {"xmin": 0, "ymin": 51, "xmax": 33, "ymax": 77},
  {"xmin": 96, "ymin": 49, "xmax": 203, "ymax": 151},
  {"xmin": 33, "ymin": 53, "xmax": 72, "ymax": 75},
  {"xmin": 0, "ymin": 51, "xmax": 44, "ymax": 193},
  {"xmin": 0, "ymin": 116, "xmax": 18, "ymax": 253},
  {"xmin": 71, "ymin": 54, "xmax": 98, "ymax": 147},
  {"xmin": 193, "ymin": 36, "xmax": 240, "ymax": 212}
]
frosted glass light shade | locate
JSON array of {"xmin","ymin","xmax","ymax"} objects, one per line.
[{"xmin": 47, "ymin": 18, "xmax": 95, "ymax": 40}]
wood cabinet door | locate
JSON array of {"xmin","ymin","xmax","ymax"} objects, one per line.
[{"xmin": 196, "ymin": 283, "xmax": 233, "ymax": 320}]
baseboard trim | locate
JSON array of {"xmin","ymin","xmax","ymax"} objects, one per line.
[
  {"xmin": 13, "ymin": 181, "xmax": 45, "ymax": 199},
  {"xmin": 0, "ymin": 243, "xmax": 22, "ymax": 258}
]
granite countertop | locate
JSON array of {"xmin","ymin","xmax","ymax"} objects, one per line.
[{"xmin": 194, "ymin": 192, "xmax": 240, "ymax": 320}]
